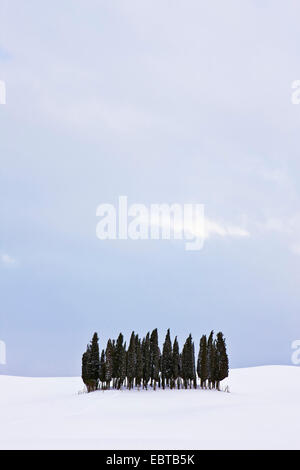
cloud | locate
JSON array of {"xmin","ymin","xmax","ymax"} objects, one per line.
[
  {"xmin": 254, "ymin": 214, "xmax": 300, "ymax": 256},
  {"xmin": 41, "ymin": 95, "xmax": 162, "ymax": 136},
  {"xmin": 259, "ymin": 214, "xmax": 300, "ymax": 235},
  {"xmin": 290, "ymin": 243, "xmax": 300, "ymax": 256},
  {"xmin": 119, "ymin": 200, "xmax": 250, "ymax": 244},
  {"xmin": 204, "ymin": 219, "xmax": 250, "ymax": 239},
  {"xmin": 1, "ymin": 253, "xmax": 17, "ymax": 266},
  {"xmin": 144, "ymin": 211, "xmax": 250, "ymax": 242},
  {"xmin": 258, "ymin": 217, "xmax": 293, "ymax": 234},
  {"xmin": 260, "ymin": 169, "xmax": 289, "ymax": 186}
]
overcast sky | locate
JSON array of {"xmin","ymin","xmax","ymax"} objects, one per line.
[{"xmin": 1, "ymin": 0, "xmax": 300, "ymax": 376}]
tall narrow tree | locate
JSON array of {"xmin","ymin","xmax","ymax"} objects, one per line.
[
  {"xmin": 135, "ymin": 335, "xmax": 143, "ymax": 389},
  {"xmin": 142, "ymin": 332, "xmax": 151, "ymax": 389},
  {"xmin": 172, "ymin": 336, "xmax": 180, "ymax": 389},
  {"xmin": 150, "ymin": 328, "xmax": 160, "ymax": 390},
  {"xmin": 207, "ymin": 330, "xmax": 216, "ymax": 389},
  {"xmin": 191, "ymin": 337, "xmax": 197, "ymax": 388},
  {"xmin": 90, "ymin": 332, "xmax": 100, "ymax": 390},
  {"xmin": 114, "ymin": 333, "xmax": 126, "ymax": 389},
  {"xmin": 215, "ymin": 332, "xmax": 229, "ymax": 390},
  {"xmin": 182, "ymin": 334, "xmax": 196, "ymax": 389},
  {"xmin": 197, "ymin": 334, "xmax": 208, "ymax": 388},
  {"xmin": 105, "ymin": 339, "xmax": 114, "ymax": 389},
  {"xmin": 99, "ymin": 349, "xmax": 106, "ymax": 389},
  {"xmin": 127, "ymin": 331, "xmax": 136, "ymax": 389},
  {"xmin": 181, "ymin": 338, "xmax": 188, "ymax": 389},
  {"xmin": 162, "ymin": 329, "xmax": 173, "ymax": 389},
  {"xmin": 81, "ymin": 344, "xmax": 92, "ymax": 391}
]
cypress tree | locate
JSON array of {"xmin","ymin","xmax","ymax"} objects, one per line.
[
  {"xmin": 81, "ymin": 333, "xmax": 100, "ymax": 392},
  {"xmin": 215, "ymin": 332, "xmax": 229, "ymax": 390},
  {"xmin": 150, "ymin": 328, "xmax": 160, "ymax": 390},
  {"xmin": 111, "ymin": 339, "xmax": 117, "ymax": 388},
  {"xmin": 162, "ymin": 329, "xmax": 173, "ymax": 389},
  {"xmin": 135, "ymin": 335, "xmax": 143, "ymax": 389},
  {"xmin": 120, "ymin": 343, "xmax": 127, "ymax": 389},
  {"xmin": 207, "ymin": 331, "xmax": 216, "ymax": 389},
  {"xmin": 191, "ymin": 337, "xmax": 197, "ymax": 388},
  {"xmin": 89, "ymin": 332, "xmax": 100, "ymax": 390},
  {"xmin": 99, "ymin": 349, "xmax": 106, "ymax": 389},
  {"xmin": 158, "ymin": 346, "xmax": 162, "ymax": 388},
  {"xmin": 182, "ymin": 334, "xmax": 196, "ymax": 389},
  {"xmin": 142, "ymin": 332, "xmax": 151, "ymax": 389},
  {"xmin": 81, "ymin": 345, "xmax": 91, "ymax": 391},
  {"xmin": 178, "ymin": 351, "xmax": 182, "ymax": 388},
  {"xmin": 114, "ymin": 333, "xmax": 126, "ymax": 389},
  {"xmin": 105, "ymin": 339, "xmax": 114, "ymax": 389},
  {"xmin": 123, "ymin": 341, "xmax": 127, "ymax": 387},
  {"xmin": 181, "ymin": 338, "xmax": 188, "ymax": 389},
  {"xmin": 172, "ymin": 336, "xmax": 180, "ymax": 389},
  {"xmin": 188, "ymin": 334, "xmax": 196, "ymax": 388},
  {"xmin": 197, "ymin": 334, "xmax": 208, "ymax": 388},
  {"xmin": 127, "ymin": 331, "xmax": 136, "ymax": 389}
]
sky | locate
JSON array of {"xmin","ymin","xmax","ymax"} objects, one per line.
[{"xmin": 1, "ymin": 0, "xmax": 300, "ymax": 376}]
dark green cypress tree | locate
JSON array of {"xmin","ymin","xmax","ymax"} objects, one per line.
[
  {"xmin": 111, "ymin": 339, "xmax": 117, "ymax": 388},
  {"xmin": 172, "ymin": 336, "xmax": 180, "ymax": 389},
  {"xmin": 119, "ymin": 343, "xmax": 126, "ymax": 390},
  {"xmin": 207, "ymin": 330, "xmax": 216, "ymax": 389},
  {"xmin": 114, "ymin": 333, "xmax": 126, "ymax": 389},
  {"xmin": 89, "ymin": 332, "xmax": 100, "ymax": 391},
  {"xmin": 81, "ymin": 345, "xmax": 91, "ymax": 391},
  {"xmin": 122, "ymin": 341, "xmax": 127, "ymax": 388},
  {"xmin": 127, "ymin": 331, "xmax": 136, "ymax": 389},
  {"xmin": 135, "ymin": 335, "xmax": 143, "ymax": 389},
  {"xmin": 181, "ymin": 339, "xmax": 188, "ymax": 389},
  {"xmin": 125, "ymin": 343, "xmax": 128, "ymax": 385},
  {"xmin": 182, "ymin": 334, "xmax": 196, "ymax": 389},
  {"xmin": 215, "ymin": 332, "xmax": 229, "ymax": 390},
  {"xmin": 158, "ymin": 346, "xmax": 162, "ymax": 388},
  {"xmin": 178, "ymin": 351, "xmax": 182, "ymax": 389},
  {"xmin": 197, "ymin": 334, "xmax": 208, "ymax": 388},
  {"xmin": 188, "ymin": 334, "xmax": 196, "ymax": 388},
  {"xmin": 191, "ymin": 336, "xmax": 197, "ymax": 388},
  {"xmin": 150, "ymin": 328, "xmax": 160, "ymax": 390},
  {"xmin": 105, "ymin": 339, "xmax": 114, "ymax": 389},
  {"xmin": 142, "ymin": 332, "xmax": 151, "ymax": 389},
  {"xmin": 162, "ymin": 329, "xmax": 173, "ymax": 389},
  {"xmin": 99, "ymin": 349, "xmax": 106, "ymax": 389},
  {"xmin": 81, "ymin": 333, "xmax": 100, "ymax": 392},
  {"xmin": 212, "ymin": 340, "xmax": 218, "ymax": 389}
]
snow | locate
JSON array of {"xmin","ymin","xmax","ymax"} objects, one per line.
[{"xmin": 0, "ymin": 365, "xmax": 299, "ymax": 449}]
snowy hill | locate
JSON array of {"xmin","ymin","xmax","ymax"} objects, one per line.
[{"xmin": 0, "ymin": 365, "xmax": 299, "ymax": 450}]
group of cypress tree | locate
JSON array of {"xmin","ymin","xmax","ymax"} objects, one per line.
[{"xmin": 82, "ymin": 329, "xmax": 228, "ymax": 393}]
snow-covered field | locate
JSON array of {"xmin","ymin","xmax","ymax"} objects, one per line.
[{"xmin": 0, "ymin": 365, "xmax": 299, "ymax": 450}]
